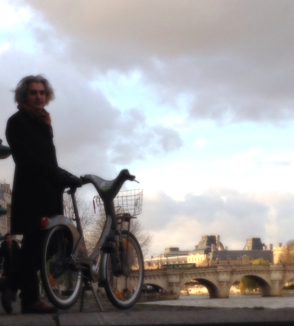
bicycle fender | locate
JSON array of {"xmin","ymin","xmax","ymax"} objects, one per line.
[
  {"xmin": 41, "ymin": 215, "xmax": 81, "ymax": 250},
  {"xmin": 98, "ymin": 252, "xmax": 107, "ymax": 286}
]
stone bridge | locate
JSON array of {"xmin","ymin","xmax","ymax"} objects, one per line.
[{"xmin": 137, "ymin": 264, "xmax": 294, "ymax": 298}]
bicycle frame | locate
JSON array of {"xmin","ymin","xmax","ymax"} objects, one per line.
[{"xmin": 41, "ymin": 169, "xmax": 137, "ymax": 284}]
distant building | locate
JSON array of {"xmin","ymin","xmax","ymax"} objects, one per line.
[
  {"xmin": 188, "ymin": 235, "xmax": 272, "ymax": 266},
  {"xmin": 145, "ymin": 234, "xmax": 273, "ymax": 269},
  {"xmin": 272, "ymin": 243, "xmax": 294, "ymax": 264},
  {"xmin": 208, "ymin": 249, "xmax": 272, "ymax": 266},
  {"xmin": 144, "ymin": 247, "xmax": 190, "ymax": 269},
  {"xmin": 243, "ymin": 238, "xmax": 264, "ymax": 250},
  {"xmin": 0, "ymin": 182, "xmax": 11, "ymax": 235},
  {"xmin": 188, "ymin": 235, "xmax": 225, "ymax": 264}
]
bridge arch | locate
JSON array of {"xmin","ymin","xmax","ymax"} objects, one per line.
[
  {"xmin": 230, "ymin": 274, "xmax": 272, "ymax": 296},
  {"xmin": 180, "ymin": 277, "xmax": 219, "ymax": 298},
  {"xmin": 282, "ymin": 275, "xmax": 294, "ymax": 287},
  {"xmin": 194, "ymin": 278, "xmax": 219, "ymax": 298},
  {"xmin": 142, "ymin": 283, "xmax": 167, "ymax": 293}
]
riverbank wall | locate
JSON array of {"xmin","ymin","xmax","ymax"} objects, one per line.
[
  {"xmin": 96, "ymin": 293, "xmax": 179, "ymax": 303},
  {"xmin": 138, "ymin": 293, "xmax": 179, "ymax": 302}
]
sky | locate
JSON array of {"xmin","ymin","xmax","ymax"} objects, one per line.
[{"xmin": 1, "ymin": 0, "xmax": 294, "ymax": 257}]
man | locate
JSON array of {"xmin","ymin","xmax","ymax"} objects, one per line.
[
  {"xmin": 5, "ymin": 75, "xmax": 81, "ymax": 314},
  {"xmin": 0, "ymin": 233, "xmax": 21, "ymax": 310},
  {"xmin": 0, "ymin": 233, "xmax": 21, "ymax": 278}
]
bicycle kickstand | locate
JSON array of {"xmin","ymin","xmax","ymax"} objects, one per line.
[{"xmin": 80, "ymin": 281, "xmax": 103, "ymax": 312}]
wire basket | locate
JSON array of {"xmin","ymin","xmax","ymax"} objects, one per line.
[{"xmin": 94, "ymin": 189, "xmax": 143, "ymax": 219}]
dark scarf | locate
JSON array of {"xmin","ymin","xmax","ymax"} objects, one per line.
[{"xmin": 17, "ymin": 103, "xmax": 53, "ymax": 135}]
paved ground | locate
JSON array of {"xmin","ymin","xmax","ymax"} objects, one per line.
[{"xmin": 1, "ymin": 297, "xmax": 294, "ymax": 326}]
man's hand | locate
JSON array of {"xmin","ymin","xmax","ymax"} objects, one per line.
[
  {"xmin": 54, "ymin": 170, "xmax": 82, "ymax": 188},
  {"xmin": 67, "ymin": 175, "xmax": 82, "ymax": 188}
]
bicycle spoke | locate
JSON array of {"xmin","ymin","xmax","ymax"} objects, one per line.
[
  {"xmin": 104, "ymin": 231, "xmax": 144, "ymax": 309},
  {"xmin": 41, "ymin": 226, "xmax": 83, "ymax": 309}
]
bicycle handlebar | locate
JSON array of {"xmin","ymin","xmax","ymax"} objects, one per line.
[
  {"xmin": 80, "ymin": 176, "xmax": 90, "ymax": 185},
  {"xmin": 68, "ymin": 176, "xmax": 83, "ymax": 188},
  {"xmin": 123, "ymin": 170, "xmax": 137, "ymax": 182},
  {"xmin": 80, "ymin": 169, "xmax": 137, "ymax": 186},
  {"xmin": 80, "ymin": 169, "xmax": 138, "ymax": 201}
]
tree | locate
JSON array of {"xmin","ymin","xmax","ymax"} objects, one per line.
[
  {"xmin": 239, "ymin": 276, "xmax": 258, "ymax": 294},
  {"xmin": 251, "ymin": 257, "xmax": 269, "ymax": 265},
  {"xmin": 94, "ymin": 215, "xmax": 152, "ymax": 257},
  {"xmin": 279, "ymin": 240, "xmax": 294, "ymax": 264},
  {"xmin": 63, "ymin": 191, "xmax": 152, "ymax": 256},
  {"xmin": 63, "ymin": 191, "xmax": 98, "ymax": 253}
]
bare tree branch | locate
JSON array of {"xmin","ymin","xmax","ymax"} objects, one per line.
[
  {"xmin": 63, "ymin": 191, "xmax": 152, "ymax": 256},
  {"xmin": 280, "ymin": 240, "xmax": 294, "ymax": 264},
  {"xmin": 63, "ymin": 191, "xmax": 98, "ymax": 253}
]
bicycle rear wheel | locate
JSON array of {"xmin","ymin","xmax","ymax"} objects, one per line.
[
  {"xmin": 103, "ymin": 230, "xmax": 144, "ymax": 309},
  {"xmin": 40, "ymin": 226, "xmax": 83, "ymax": 310}
]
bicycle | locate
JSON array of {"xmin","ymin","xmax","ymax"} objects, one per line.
[
  {"xmin": 0, "ymin": 142, "xmax": 144, "ymax": 310},
  {"xmin": 39, "ymin": 169, "xmax": 144, "ymax": 310}
]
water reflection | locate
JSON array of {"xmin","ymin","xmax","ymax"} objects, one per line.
[{"xmin": 142, "ymin": 294, "xmax": 294, "ymax": 309}]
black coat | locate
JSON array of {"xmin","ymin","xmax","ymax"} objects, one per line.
[
  {"xmin": 0, "ymin": 240, "xmax": 21, "ymax": 275},
  {"xmin": 6, "ymin": 110, "xmax": 65, "ymax": 234}
]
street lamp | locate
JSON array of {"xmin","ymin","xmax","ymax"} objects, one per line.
[{"xmin": 0, "ymin": 139, "xmax": 11, "ymax": 159}]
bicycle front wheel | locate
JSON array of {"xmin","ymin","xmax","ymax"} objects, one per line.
[
  {"xmin": 103, "ymin": 230, "xmax": 144, "ymax": 309},
  {"xmin": 40, "ymin": 226, "xmax": 83, "ymax": 310}
]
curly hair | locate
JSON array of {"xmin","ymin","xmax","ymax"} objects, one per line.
[{"xmin": 14, "ymin": 75, "xmax": 55, "ymax": 104}]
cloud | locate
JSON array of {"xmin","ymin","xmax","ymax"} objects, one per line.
[
  {"xmin": 221, "ymin": 148, "xmax": 294, "ymax": 175},
  {"xmin": 0, "ymin": 0, "xmax": 32, "ymax": 27},
  {"xmin": 143, "ymin": 187, "xmax": 268, "ymax": 232},
  {"xmin": 0, "ymin": 42, "xmax": 10, "ymax": 54},
  {"xmin": 0, "ymin": 44, "xmax": 183, "ymax": 180},
  {"xmin": 263, "ymin": 152, "xmax": 294, "ymax": 167},
  {"xmin": 142, "ymin": 187, "xmax": 294, "ymax": 256},
  {"xmin": 2, "ymin": 1, "xmax": 294, "ymax": 260},
  {"xmin": 24, "ymin": 0, "xmax": 294, "ymax": 61},
  {"xmin": 22, "ymin": 0, "xmax": 294, "ymax": 123},
  {"xmin": 195, "ymin": 137, "xmax": 207, "ymax": 148}
]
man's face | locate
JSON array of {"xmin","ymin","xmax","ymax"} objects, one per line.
[
  {"xmin": 25, "ymin": 82, "xmax": 47, "ymax": 110},
  {"xmin": 5, "ymin": 235, "xmax": 12, "ymax": 246}
]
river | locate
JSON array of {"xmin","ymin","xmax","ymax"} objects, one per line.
[{"xmin": 142, "ymin": 294, "xmax": 294, "ymax": 309}]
